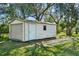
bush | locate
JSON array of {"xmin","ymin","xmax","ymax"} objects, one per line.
[
  {"xmin": 0, "ymin": 24, "xmax": 9, "ymax": 33},
  {"xmin": 57, "ymin": 32, "xmax": 66, "ymax": 38},
  {"xmin": 57, "ymin": 26, "xmax": 62, "ymax": 33},
  {"xmin": 72, "ymin": 32, "xmax": 79, "ymax": 37},
  {"xmin": 0, "ymin": 34, "xmax": 9, "ymax": 41}
]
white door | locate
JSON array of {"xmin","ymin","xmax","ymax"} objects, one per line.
[
  {"xmin": 29, "ymin": 23, "xmax": 36, "ymax": 40},
  {"xmin": 11, "ymin": 23, "xmax": 23, "ymax": 40}
]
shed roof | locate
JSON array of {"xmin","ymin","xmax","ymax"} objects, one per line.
[{"xmin": 9, "ymin": 18, "xmax": 56, "ymax": 25}]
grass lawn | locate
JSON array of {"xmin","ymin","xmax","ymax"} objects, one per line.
[{"xmin": 0, "ymin": 38, "xmax": 79, "ymax": 56}]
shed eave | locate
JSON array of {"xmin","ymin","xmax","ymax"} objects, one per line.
[{"xmin": 9, "ymin": 18, "xmax": 56, "ymax": 25}]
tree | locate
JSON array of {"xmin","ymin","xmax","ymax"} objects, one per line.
[
  {"xmin": 14, "ymin": 3, "xmax": 54, "ymax": 21},
  {"xmin": 49, "ymin": 4, "xmax": 63, "ymax": 33},
  {"xmin": 0, "ymin": 24, "xmax": 9, "ymax": 33},
  {"xmin": 61, "ymin": 4, "xmax": 78, "ymax": 36},
  {"xmin": 5, "ymin": 4, "xmax": 17, "ymax": 20}
]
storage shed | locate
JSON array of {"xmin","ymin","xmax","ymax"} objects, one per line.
[{"xmin": 9, "ymin": 18, "xmax": 56, "ymax": 42}]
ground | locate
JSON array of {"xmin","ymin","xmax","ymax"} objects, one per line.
[{"xmin": 0, "ymin": 37, "xmax": 79, "ymax": 56}]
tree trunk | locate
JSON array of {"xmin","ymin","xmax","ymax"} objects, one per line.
[
  {"xmin": 69, "ymin": 27, "xmax": 72, "ymax": 36},
  {"xmin": 20, "ymin": 6, "xmax": 26, "ymax": 19},
  {"xmin": 66, "ymin": 18, "xmax": 72, "ymax": 36},
  {"xmin": 75, "ymin": 28, "xmax": 78, "ymax": 34},
  {"xmin": 66, "ymin": 26, "xmax": 72, "ymax": 36},
  {"xmin": 36, "ymin": 17, "xmax": 40, "ymax": 21}
]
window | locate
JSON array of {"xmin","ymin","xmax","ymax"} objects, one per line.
[{"xmin": 43, "ymin": 25, "xmax": 46, "ymax": 31}]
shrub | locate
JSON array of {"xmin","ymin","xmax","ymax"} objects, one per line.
[
  {"xmin": 0, "ymin": 34, "xmax": 9, "ymax": 41},
  {"xmin": 57, "ymin": 32, "xmax": 66, "ymax": 38},
  {"xmin": 0, "ymin": 24, "xmax": 9, "ymax": 33},
  {"xmin": 72, "ymin": 32, "xmax": 79, "ymax": 37}
]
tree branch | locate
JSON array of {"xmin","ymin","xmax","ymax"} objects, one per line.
[
  {"xmin": 50, "ymin": 14, "xmax": 58, "ymax": 24},
  {"xmin": 37, "ymin": 3, "xmax": 55, "ymax": 21}
]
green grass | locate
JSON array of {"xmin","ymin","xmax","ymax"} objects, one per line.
[
  {"xmin": 1, "ymin": 33, "xmax": 79, "ymax": 56},
  {"xmin": 0, "ymin": 38, "xmax": 79, "ymax": 56}
]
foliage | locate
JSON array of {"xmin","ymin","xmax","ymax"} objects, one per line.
[
  {"xmin": 59, "ymin": 4, "xmax": 78, "ymax": 36},
  {"xmin": 57, "ymin": 32, "xmax": 79, "ymax": 38},
  {"xmin": 6, "ymin": 4, "xmax": 17, "ymax": 19},
  {"xmin": 0, "ymin": 38, "xmax": 79, "ymax": 56},
  {"xmin": 0, "ymin": 24, "xmax": 9, "ymax": 33},
  {"xmin": 0, "ymin": 24, "xmax": 9, "ymax": 41},
  {"xmin": 0, "ymin": 3, "xmax": 79, "ymax": 56},
  {"xmin": 49, "ymin": 4, "xmax": 63, "ymax": 33},
  {"xmin": 13, "ymin": 3, "xmax": 54, "ymax": 21},
  {"xmin": 59, "ymin": 19, "xmax": 66, "ymax": 31},
  {"xmin": 57, "ymin": 32, "xmax": 66, "ymax": 38},
  {"xmin": 0, "ymin": 33, "xmax": 9, "ymax": 41},
  {"xmin": 72, "ymin": 32, "xmax": 79, "ymax": 37},
  {"xmin": 57, "ymin": 25, "xmax": 63, "ymax": 33},
  {"xmin": 0, "ymin": 3, "xmax": 79, "ymax": 36}
]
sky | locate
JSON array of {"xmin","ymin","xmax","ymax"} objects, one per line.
[{"xmin": 26, "ymin": 17, "xmax": 36, "ymax": 20}]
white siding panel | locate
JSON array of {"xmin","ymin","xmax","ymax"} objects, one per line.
[
  {"xmin": 36, "ymin": 24, "xmax": 56, "ymax": 39},
  {"xmin": 24, "ymin": 23, "xmax": 29, "ymax": 41},
  {"xmin": 29, "ymin": 23, "xmax": 36, "ymax": 40}
]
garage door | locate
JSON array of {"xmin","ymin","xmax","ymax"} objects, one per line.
[{"xmin": 11, "ymin": 23, "xmax": 23, "ymax": 41}]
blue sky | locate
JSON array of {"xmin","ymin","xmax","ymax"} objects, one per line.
[{"xmin": 26, "ymin": 17, "xmax": 36, "ymax": 20}]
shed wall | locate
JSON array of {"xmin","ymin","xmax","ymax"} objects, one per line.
[{"xmin": 36, "ymin": 24, "xmax": 56, "ymax": 39}]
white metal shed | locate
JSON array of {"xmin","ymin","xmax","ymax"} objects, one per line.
[{"xmin": 9, "ymin": 18, "xmax": 56, "ymax": 42}]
